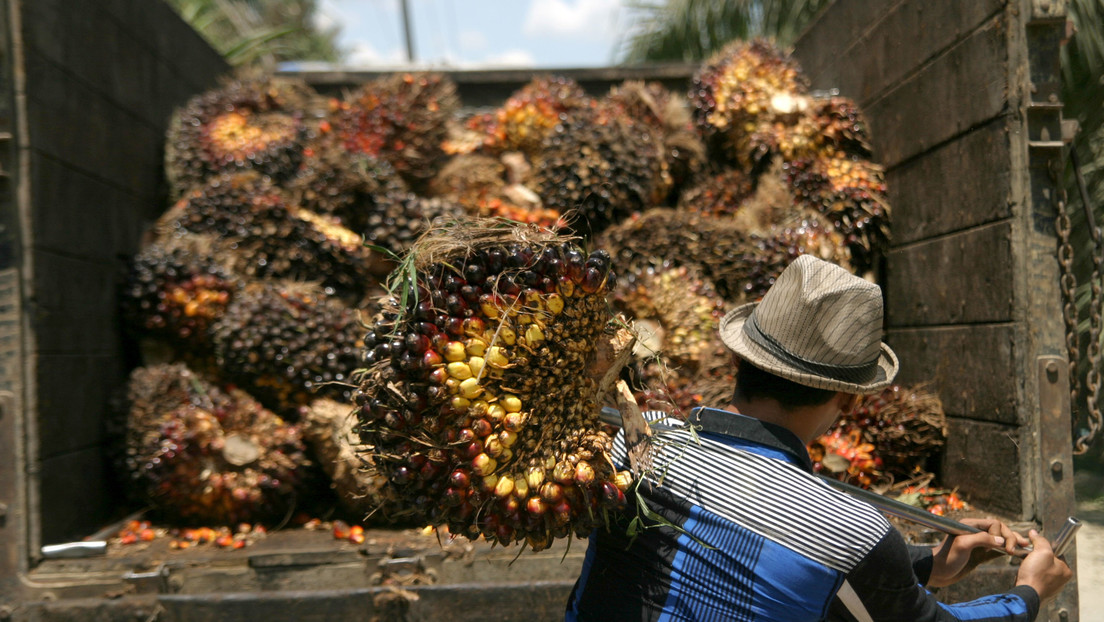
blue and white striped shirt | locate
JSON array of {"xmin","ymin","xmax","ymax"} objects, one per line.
[{"xmin": 565, "ymin": 407, "xmax": 1039, "ymax": 621}]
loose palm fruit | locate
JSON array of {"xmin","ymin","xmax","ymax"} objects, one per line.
[
  {"xmin": 356, "ymin": 219, "xmax": 630, "ymax": 550},
  {"xmin": 165, "ymin": 73, "xmax": 317, "ymax": 197},
  {"xmin": 118, "ymin": 363, "xmax": 310, "ymax": 526}
]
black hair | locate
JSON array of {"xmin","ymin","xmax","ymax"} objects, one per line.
[{"xmin": 733, "ymin": 357, "xmax": 837, "ymax": 410}]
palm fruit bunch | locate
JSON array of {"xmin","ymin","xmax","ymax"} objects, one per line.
[
  {"xmin": 689, "ymin": 39, "xmax": 811, "ymax": 170},
  {"xmin": 355, "ymin": 220, "xmax": 631, "ymax": 551},
  {"xmin": 119, "ymin": 243, "xmax": 238, "ymax": 356},
  {"xmin": 808, "ymin": 428, "xmax": 883, "ymax": 488},
  {"xmin": 361, "ymin": 192, "xmax": 469, "ymax": 258},
  {"xmin": 677, "ymin": 167, "xmax": 757, "ymax": 218},
  {"xmin": 784, "ymin": 155, "xmax": 890, "ymax": 274},
  {"xmin": 120, "ymin": 363, "xmax": 310, "ymax": 525},
  {"xmin": 299, "ymin": 399, "xmax": 397, "ymax": 524},
  {"xmin": 429, "ymin": 154, "xmax": 563, "ymax": 228},
  {"xmin": 533, "ymin": 106, "xmax": 664, "ymax": 237},
  {"xmin": 446, "ymin": 76, "xmax": 594, "ymax": 158},
  {"xmin": 613, "ymin": 264, "xmax": 734, "ymax": 417},
  {"xmin": 210, "ymin": 283, "xmax": 364, "ymax": 414},
  {"xmin": 156, "ymin": 172, "xmax": 377, "ymax": 303},
  {"xmin": 835, "ymin": 384, "xmax": 946, "ymax": 480},
  {"xmin": 329, "ymin": 72, "xmax": 459, "ymax": 191},
  {"xmin": 600, "ymin": 81, "xmax": 706, "ymax": 205},
  {"xmin": 811, "ymin": 96, "xmax": 874, "ymax": 158},
  {"xmin": 289, "ymin": 142, "xmax": 409, "ymax": 230},
  {"xmin": 598, "ymin": 207, "xmax": 848, "ymax": 303},
  {"xmin": 165, "ymin": 74, "xmax": 316, "ymax": 197}
]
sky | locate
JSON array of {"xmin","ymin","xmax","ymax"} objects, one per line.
[{"xmin": 313, "ymin": 0, "xmax": 634, "ymax": 69}]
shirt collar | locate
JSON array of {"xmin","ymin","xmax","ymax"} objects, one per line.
[{"xmin": 687, "ymin": 406, "xmax": 815, "ymax": 472}]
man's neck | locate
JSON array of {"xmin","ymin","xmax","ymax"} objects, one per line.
[{"xmin": 726, "ymin": 396, "xmax": 836, "ymax": 445}]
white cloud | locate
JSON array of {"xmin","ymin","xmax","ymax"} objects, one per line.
[
  {"xmin": 346, "ymin": 41, "xmax": 406, "ymax": 67},
  {"xmin": 459, "ymin": 29, "xmax": 488, "ymax": 52},
  {"xmin": 480, "ymin": 49, "xmax": 537, "ymax": 68},
  {"xmin": 522, "ymin": 0, "xmax": 620, "ymax": 39}
]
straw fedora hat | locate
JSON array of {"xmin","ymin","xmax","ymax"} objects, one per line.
[{"xmin": 719, "ymin": 255, "xmax": 899, "ymax": 394}]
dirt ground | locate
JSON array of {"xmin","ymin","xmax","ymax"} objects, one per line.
[{"xmin": 1076, "ymin": 470, "xmax": 1104, "ymax": 621}]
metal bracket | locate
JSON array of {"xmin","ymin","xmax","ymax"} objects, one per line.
[{"xmin": 1037, "ymin": 356, "xmax": 1075, "ymax": 536}]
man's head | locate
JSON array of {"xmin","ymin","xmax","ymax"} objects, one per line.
[{"xmin": 720, "ymin": 254, "xmax": 898, "ymax": 395}]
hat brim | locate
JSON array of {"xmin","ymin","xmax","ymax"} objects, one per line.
[{"xmin": 718, "ymin": 302, "xmax": 899, "ymax": 395}]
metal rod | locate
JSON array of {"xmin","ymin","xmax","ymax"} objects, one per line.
[{"xmin": 1051, "ymin": 517, "xmax": 1082, "ymax": 557}]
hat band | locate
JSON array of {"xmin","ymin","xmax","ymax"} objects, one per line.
[{"xmin": 743, "ymin": 313, "xmax": 881, "ymax": 384}]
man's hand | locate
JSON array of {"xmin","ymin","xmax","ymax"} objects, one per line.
[
  {"xmin": 927, "ymin": 518, "xmax": 1030, "ymax": 588},
  {"xmin": 1015, "ymin": 529, "xmax": 1073, "ymax": 603}
]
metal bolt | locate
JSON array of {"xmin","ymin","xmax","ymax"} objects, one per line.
[
  {"xmin": 0, "ymin": 605, "xmax": 13, "ymax": 621},
  {"xmin": 1051, "ymin": 460, "xmax": 1064, "ymax": 478},
  {"xmin": 1046, "ymin": 360, "xmax": 1059, "ymax": 382},
  {"xmin": 0, "ymin": 502, "xmax": 7, "ymax": 519}
]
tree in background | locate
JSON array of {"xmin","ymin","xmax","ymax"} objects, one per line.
[
  {"xmin": 167, "ymin": 0, "xmax": 343, "ymax": 67},
  {"xmin": 1062, "ymin": 0, "xmax": 1104, "ymax": 461},
  {"xmin": 618, "ymin": 0, "xmax": 829, "ymax": 63}
]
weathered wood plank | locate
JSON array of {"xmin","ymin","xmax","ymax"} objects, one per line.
[
  {"xmin": 792, "ymin": 0, "xmax": 887, "ymax": 84},
  {"xmin": 30, "ymin": 250, "xmax": 124, "ymax": 356},
  {"xmin": 886, "ymin": 221, "xmax": 1014, "ymax": 326},
  {"xmin": 864, "ymin": 16, "xmax": 1009, "ymax": 169},
  {"xmin": 797, "ymin": 0, "xmax": 1005, "ymax": 109},
  {"xmin": 887, "ymin": 324, "xmax": 1020, "ymax": 425},
  {"xmin": 37, "ymin": 448, "xmax": 116, "ymax": 544},
  {"xmin": 887, "ymin": 118, "xmax": 1014, "ymax": 244},
  {"xmin": 34, "ymin": 354, "xmax": 126, "ymax": 460},
  {"xmin": 941, "ymin": 417, "xmax": 1025, "ymax": 517},
  {"xmin": 30, "ymin": 153, "xmax": 145, "ymax": 259},
  {"xmin": 24, "ymin": 49, "xmax": 163, "ymax": 202}
]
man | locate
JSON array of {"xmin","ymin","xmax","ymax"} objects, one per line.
[{"xmin": 566, "ymin": 255, "xmax": 1071, "ymax": 621}]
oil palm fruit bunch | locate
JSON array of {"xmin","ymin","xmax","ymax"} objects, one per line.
[
  {"xmin": 811, "ymin": 96, "xmax": 874, "ymax": 158},
  {"xmin": 355, "ymin": 220, "xmax": 631, "ymax": 551},
  {"xmin": 600, "ymin": 81, "xmax": 706, "ymax": 205},
  {"xmin": 363, "ymin": 192, "xmax": 469, "ymax": 259},
  {"xmin": 121, "ymin": 363, "xmax": 310, "ymax": 525},
  {"xmin": 677, "ymin": 167, "xmax": 757, "ymax": 218},
  {"xmin": 446, "ymin": 76, "xmax": 594, "ymax": 158},
  {"xmin": 156, "ymin": 172, "xmax": 378, "ymax": 303},
  {"xmin": 689, "ymin": 39, "xmax": 811, "ymax": 170},
  {"xmin": 598, "ymin": 207, "xmax": 847, "ymax": 303},
  {"xmin": 429, "ymin": 154, "xmax": 563, "ymax": 228},
  {"xmin": 838, "ymin": 384, "xmax": 946, "ymax": 480},
  {"xmin": 329, "ymin": 72, "xmax": 459, "ymax": 191},
  {"xmin": 119, "ymin": 243, "xmax": 238, "ymax": 355},
  {"xmin": 785, "ymin": 155, "xmax": 890, "ymax": 274},
  {"xmin": 615, "ymin": 264, "xmax": 734, "ymax": 418},
  {"xmin": 808, "ymin": 428, "xmax": 883, "ymax": 488},
  {"xmin": 165, "ymin": 74, "xmax": 316, "ymax": 197},
  {"xmin": 289, "ymin": 139, "xmax": 409, "ymax": 230},
  {"xmin": 533, "ymin": 106, "xmax": 663, "ymax": 238},
  {"xmin": 211, "ymin": 283, "xmax": 364, "ymax": 414}
]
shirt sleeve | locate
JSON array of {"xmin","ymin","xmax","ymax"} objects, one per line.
[
  {"xmin": 908, "ymin": 544, "xmax": 934, "ymax": 586},
  {"xmin": 831, "ymin": 529, "xmax": 1040, "ymax": 622}
]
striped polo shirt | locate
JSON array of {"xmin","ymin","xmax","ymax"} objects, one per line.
[{"xmin": 565, "ymin": 407, "xmax": 1040, "ymax": 622}]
